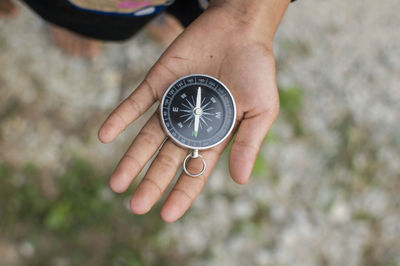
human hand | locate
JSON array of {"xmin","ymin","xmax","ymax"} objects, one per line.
[{"xmin": 98, "ymin": 0, "xmax": 290, "ymax": 222}]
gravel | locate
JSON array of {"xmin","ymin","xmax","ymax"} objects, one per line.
[{"xmin": 1, "ymin": 0, "xmax": 399, "ymax": 265}]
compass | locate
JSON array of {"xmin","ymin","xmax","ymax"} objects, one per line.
[{"xmin": 160, "ymin": 74, "xmax": 236, "ymax": 177}]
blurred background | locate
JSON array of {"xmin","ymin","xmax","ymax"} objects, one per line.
[{"xmin": 1, "ymin": 0, "xmax": 399, "ymax": 265}]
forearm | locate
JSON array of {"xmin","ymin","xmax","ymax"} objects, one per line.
[{"xmin": 209, "ymin": 0, "xmax": 290, "ymax": 47}]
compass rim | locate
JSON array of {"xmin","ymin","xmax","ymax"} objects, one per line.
[{"xmin": 160, "ymin": 74, "xmax": 236, "ymax": 150}]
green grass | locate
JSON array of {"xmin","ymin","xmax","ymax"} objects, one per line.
[
  {"xmin": 279, "ymin": 85, "xmax": 304, "ymax": 136},
  {"xmin": 0, "ymin": 158, "xmax": 188, "ymax": 266},
  {"xmin": 0, "ymin": 97, "xmax": 21, "ymax": 122},
  {"xmin": 279, "ymin": 85, "xmax": 303, "ymax": 113},
  {"xmin": 353, "ymin": 211, "xmax": 375, "ymax": 222},
  {"xmin": 252, "ymin": 153, "xmax": 269, "ymax": 177},
  {"xmin": 0, "ymin": 159, "xmax": 113, "ymax": 233}
]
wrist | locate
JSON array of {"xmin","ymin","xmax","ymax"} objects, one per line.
[{"xmin": 209, "ymin": 0, "xmax": 290, "ymax": 47}]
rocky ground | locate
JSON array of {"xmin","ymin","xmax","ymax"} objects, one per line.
[{"xmin": 0, "ymin": 0, "xmax": 399, "ymax": 266}]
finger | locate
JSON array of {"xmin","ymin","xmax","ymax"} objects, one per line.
[
  {"xmin": 98, "ymin": 79, "xmax": 158, "ymax": 143},
  {"xmin": 229, "ymin": 109, "xmax": 278, "ymax": 185},
  {"xmin": 98, "ymin": 64, "xmax": 180, "ymax": 143},
  {"xmin": 160, "ymin": 138, "xmax": 231, "ymax": 223},
  {"xmin": 130, "ymin": 140, "xmax": 187, "ymax": 214},
  {"xmin": 109, "ymin": 113, "xmax": 166, "ymax": 193}
]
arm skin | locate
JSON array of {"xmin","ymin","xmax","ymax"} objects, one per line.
[{"xmin": 98, "ymin": 0, "xmax": 290, "ymax": 222}]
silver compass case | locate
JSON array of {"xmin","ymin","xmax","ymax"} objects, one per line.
[{"xmin": 160, "ymin": 74, "xmax": 236, "ymax": 150}]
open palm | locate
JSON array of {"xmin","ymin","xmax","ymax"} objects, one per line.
[{"xmin": 98, "ymin": 7, "xmax": 280, "ymax": 222}]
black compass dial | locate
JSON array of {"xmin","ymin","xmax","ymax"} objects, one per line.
[{"xmin": 161, "ymin": 75, "xmax": 236, "ymax": 150}]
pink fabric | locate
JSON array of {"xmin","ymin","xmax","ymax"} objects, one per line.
[{"xmin": 116, "ymin": 1, "xmax": 152, "ymax": 9}]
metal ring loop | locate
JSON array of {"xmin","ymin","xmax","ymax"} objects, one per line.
[{"xmin": 183, "ymin": 153, "xmax": 206, "ymax": 177}]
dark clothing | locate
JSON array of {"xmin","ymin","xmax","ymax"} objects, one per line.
[
  {"xmin": 21, "ymin": 0, "xmax": 204, "ymax": 41},
  {"xmin": 21, "ymin": 0, "xmax": 295, "ymax": 42}
]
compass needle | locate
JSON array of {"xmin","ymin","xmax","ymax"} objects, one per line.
[{"xmin": 193, "ymin": 87, "xmax": 202, "ymax": 138}]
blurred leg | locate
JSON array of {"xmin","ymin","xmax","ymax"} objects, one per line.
[
  {"xmin": 49, "ymin": 25, "xmax": 103, "ymax": 58},
  {"xmin": 145, "ymin": 13, "xmax": 184, "ymax": 46},
  {"xmin": 0, "ymin": 0, "xmax": 18, "ymax": 18}
]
